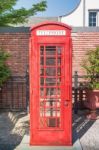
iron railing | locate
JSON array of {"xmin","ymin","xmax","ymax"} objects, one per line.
[
  {"xmin": 0, "ymin": 75, "xmax": 29, "ymax": 111},
  {"xmin": 73, "ymin": 71, "xmax": 99, "ymax": 114},
  {"xmin": 0, "ymin": 70, "xmax": 98, "ymax": 113}
]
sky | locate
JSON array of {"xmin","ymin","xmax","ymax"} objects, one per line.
[{"xmin": 14, "ymin": 0, "xmax": 80, "ymax": 17}]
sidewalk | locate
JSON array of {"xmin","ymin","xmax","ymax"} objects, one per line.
[
  {"xmin": 15, "ymin": 129, "xmax": 82, "ymax": 150},
  {"xmin": 73, "ymin": 110, "xmax": 99, "ymax": 150},
  {"xmin": 0, "ymin": 110, "xmax": 99, "ymax": 150},
  {"xmin": 16, "ymin": 110, "xmax": 99, "ymax": 150}
]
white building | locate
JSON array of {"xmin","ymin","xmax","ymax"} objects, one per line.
[{"xmin": 60, "ymin": 0, "xmax": 99, "ymax": 27}]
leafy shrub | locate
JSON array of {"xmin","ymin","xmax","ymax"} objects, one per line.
[
  {"xmin": 0, "ymin": 49, "xmax": 11, "ymax": 87},
  {"xmin": 82, "ymin": 47, "xmax": 99, "ymax": 89}
]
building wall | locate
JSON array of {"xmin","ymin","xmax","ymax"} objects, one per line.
[
  {"xmin": 0, "ymin": 28, "xmax": 29, "ymax": 76},
  {"xmin": 85, "ymin": 0, "xmax": 99, "ymax": 26},
  {"xmin": 0, "ymin": 28, "xmax": 29, "ymax": 110},
  {"xmin": 0, "ymin": 27, "xmax": 99, "ymax": 76},
  {"xmin": 60, "ymin": 0, "xmax": 84, "ymax": 26},
  {"xmin": 0, "ymin": 27, "xmax": 99, "ymax": 109},
  {"xmin": 60, "ymin": 0, "xmax": 99, "ymax": 27},
  {"xmin": 72, "ymin": 28, "xmax": 99, "ymax": 75}
]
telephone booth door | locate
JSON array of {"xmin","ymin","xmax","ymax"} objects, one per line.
[{"xmin": 30, "ymin": 22, "xmax": 72, "ymax": 146}]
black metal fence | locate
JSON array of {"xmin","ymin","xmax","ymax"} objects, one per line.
[
  {"xmin": 73, "ymin": 71, "xmax": 99, "ymax": 114},
  {"xmin": 0, "ymin": 70, "xmax": 97, "ymax": 113},
  {"xmin": 0, "ymin": 74, "xmax": 29, "ymax": 111},
  {"xmin": 73, "ymin": 71, "xmax": 88, "ymax": 114}
]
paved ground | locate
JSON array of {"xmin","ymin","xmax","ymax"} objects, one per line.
[
  {"xmin": 0, "ymin": 112, "xmax": 29, "ymax": 150},
  {"xmin": 0, "ymin": 110, "xmax": 99, "ymax": 150},
  {"xmin": 73, "ymin": 110, "xmax": 99, "ymax": 150}
]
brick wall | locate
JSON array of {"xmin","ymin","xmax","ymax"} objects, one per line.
[
  {"xmin": 0, "ymin": 27, "xmax": 99, "ymax": 77},
  {"xmin": 0, "ymin": 27, "xmax": 99, "ymax": 110},
  {"xmin": 0, "ymin": 28, "xmax": 29, "ymax": 110},
  {"xmin": 0, "ymin": 28, "xmax": 30, "ymax": 76},
  {"xmin": 72, "ymin": 30, "xmax": 99, "ymax": 76}
]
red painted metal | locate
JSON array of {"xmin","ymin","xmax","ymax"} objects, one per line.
[{"xmin": 29, "ymin": 21, "xmax": 72, "ymax": 146}]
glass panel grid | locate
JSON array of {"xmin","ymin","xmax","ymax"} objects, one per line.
[
  {"xmin": 89, "ymin": 11, "xmax": 97, "ymax": 27},
  {"xmin": 39, "ymin": 45, "xmax": 63, "ymax": 129}
]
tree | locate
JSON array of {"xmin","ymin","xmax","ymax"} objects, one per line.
[
  {"xmin": 0, "ymin": 49, "xmax": 11, "ymax": 87},
  {"xmin": 0, "ymin": 0, "xmax": 47, "ymax": 26},
  {"xmin": 82, "ymin": 47, "xmax": 99, "ymax": 89}
]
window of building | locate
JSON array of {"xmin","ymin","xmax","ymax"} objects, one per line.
[{"xmin": 89, "ymin": 11, "xmax": 97, "ymax": 27}]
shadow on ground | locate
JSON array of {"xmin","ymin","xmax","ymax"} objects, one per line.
[
  {"xmin": 0, "ymin": 112, "xmax": 29, "ymax": 150},
  {"xmin": 73, "ymin": 110, "xmax": 96, "ymax": 141}
]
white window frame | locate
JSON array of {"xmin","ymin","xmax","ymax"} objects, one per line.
[{"xmin": 88, "ymin": 10, "xmax": 98, "ymax": 27}]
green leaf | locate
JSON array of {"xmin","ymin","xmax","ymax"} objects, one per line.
[
  {"xmin": 81, "ymin": 47, "xmax": 99, "ymax": 89},
  {"xmin": 0, "ymin": 49, "xmax": 11, "ymax": 87},
  {"xmin": 0, "ymin": 0, "xmax": 47, "ymax": 26}
]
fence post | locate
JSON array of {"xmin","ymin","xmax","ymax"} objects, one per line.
[
  {"xmin": 74, "ymin": 71, "xmax": 78, "ymax": 114},
  {"xmin": 26, "ymin": 68, "xmax": 29, "ymax": 113},
  {"xmin": 79, "ymin": 83, "xmax": 83, "ymax": 109}
]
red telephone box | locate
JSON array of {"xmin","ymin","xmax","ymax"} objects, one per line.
[{"xmin": 29, "ymin": 22, "xmax": 72, "ymax": 146}]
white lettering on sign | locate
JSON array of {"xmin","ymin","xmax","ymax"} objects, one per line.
[{"xmin": 36, "ymin": 30, "xmax": 66, "ymax": 36}]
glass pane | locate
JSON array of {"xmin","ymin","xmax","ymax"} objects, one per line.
[
  {"xmin": 93, "ymin": 18, "xmax": 96, "ymax": 22},
  {"xmin": 89, "ymin": 23, "xmax": 92, "ymax": 26},
  {"xmin": 46, "ymin": 68, "xmax": 56, "ymax": 76},
  {"xmin": 93, "ymin": 23, "xmax": 96, "ymax": 26},
  {"xmin": 48, "ymin": 118, "xmax": 60, "ymax": 127},
  {"xmin": 40, "ymin": 57, "xmax": 44, "ymax": 65},
  {"xmin": 46, "ymin": 58, "xmax": 56, "ymax": 66},
  {"xmin": 40, "ymin": 107, "xmax": 45, "ymax": 117},
  {"xmin": 45, "ymin": 108, "xmax": 56, "ymax": 117},
  {"xmin": 40, "ymin": 68, "xmax": 44, "ymax": 76},
  {"xmin": 40, "ymin": 46, "xmax": 44, "ymax": 55},
  {"xmin": 57, "ymin": 78, "xmax": 61, "ymax": 85},
  {"xmin": 40, "ymin": 100, "xmax": 45, "ymax": 107},
  {"xmin": 57, "ymin": 46, "xmax": 62, "ymax": 55},
  {"xmin": 57, "ymin": 88, "xmax": 61, "ymax": 96},
  {"xmin": 40, "ymin": 78, "xmax": 44, "ymax": 86},
  {"xmin": 46, "ymin": 101, "xmax": 56, "ymax": 107},
  {"xmin": 40, "ymin": 88, "xmax": 44, "ymax": 96},
  {"xmin": 46, "ymin": 78, "xmax": 56, "ymax": 86},
  {"xmin": 46, "ymin": 88, "xmax": 56, "ymax": 96},
  {"xmin": 57, "ymin": 68, "xmax": 61, "ymax": 76},
  {"xmin": 89, "ymin": 12, "xmax": 97, "ymax": 27},
  {"xmin": 46, "ymin": 46, "xmax": 56, "ymax": 55},
  {"xmin": 58, "ymin": 58, "xmax": 61, "ymax": 66},
  {"xmin": 39, "ymin": 45, "xmax": 62, "ymax": 129}
]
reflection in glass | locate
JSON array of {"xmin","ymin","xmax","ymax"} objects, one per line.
[
  {"xmin": 40, "ymin": 46, "xmax": 44, "ymax": 55},
  {"xmin": 57, "ymin": 46, "xmax": 62, "ymax": 55},
  {"xmin": 45, "ymin": 101, "xmax": 56, "ymax": 107},
  {"xmin": 40, "ymin": 107, "xmax": 45, "ymax": 117},
  {"xmin": 57, "ymin": 88, "xmax": 60, "ymax": 96},
  {"xmin": 46, "ymin": 88, "xmax": 56, "ymax": 96},
  {"xmin": 57, "ymin": 68, "xmax": 61, "ymax": 76},
  {"xmin": 40, "ymin": 88, "xmax": 44, "ymax": 97},
  {"xmin": 57, "ymin": 78, "xmax": 61, "ymax": 85},
  {"xmin": 40, "ymin": 57, "xmax": 44, "ymax": 65},
  {"xmin": 40, "ymin": 78, "xmax": 44, "ymax": 86},
  {"xmin": 46, "ymin": 46, "xmax": 56, "ymax": 55},
  {"xmin": 58, "ymin": 58, "xmax": 61, "ymax": 66},
  {"xmin": 48, "ymin": 118, "xmax": 60, "ymax": 127},
  {"xmin": 40, "ymin": 68, "xmax": 44, "ymax": 76},
  {"xmin": 45, "ymin": 108, "xmax": 56, "ymax": 117},
  {"xmin": 46, "ymin": 78, "xmax": 56, "ymax": 86},
  {"xmin": 46, "ymin": 58, "xmax": 56, "ymax": 66},
  {"xmin": 46, "ymin": 68, "xmax": 56, "ymax": 76},
  {"xmin": 39, "ymin": 45, "xmax": 62, "ymax": 128}
]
